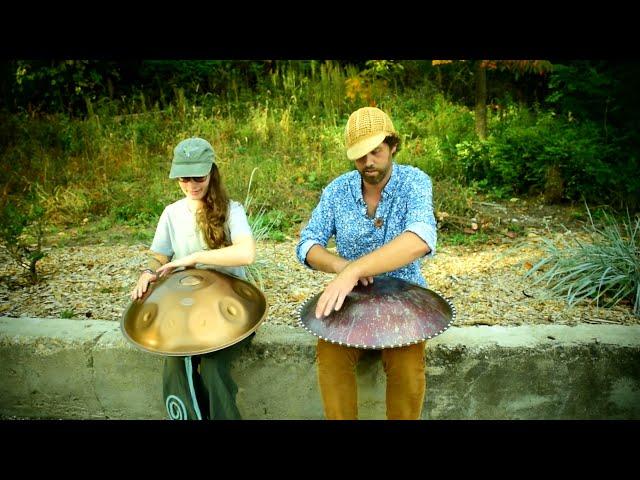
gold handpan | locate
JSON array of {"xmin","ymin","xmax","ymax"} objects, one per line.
[{"xmin": 121, "ymin": 268, "xmax": 267, "ymax": 356}]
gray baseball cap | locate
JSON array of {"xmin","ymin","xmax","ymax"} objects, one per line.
[{"xmin": 169, "ymin": 137, "xmax": 215, "ymax": 179}]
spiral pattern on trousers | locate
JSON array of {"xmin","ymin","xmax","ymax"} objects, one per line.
[{"xmin": 165, "ymin": 395, "xmax": 188, "ymax": 420}]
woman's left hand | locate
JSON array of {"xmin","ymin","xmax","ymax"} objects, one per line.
[{"xmin": 155, "ymin": 254, "xmax": 197, "ymax": 277}]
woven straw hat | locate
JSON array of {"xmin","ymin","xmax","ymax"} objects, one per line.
[{"xmin": 345, "ymin": 107, "xmax": 397, "ymax": 160}]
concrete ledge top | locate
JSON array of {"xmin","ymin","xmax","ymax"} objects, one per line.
[
  {"xmin": 2, "ymin": 316, "xmax": 640, "ymax": 350},
  {"xmin": 431, "ymin": 324, "xmax": 640, "ymax": 348}
]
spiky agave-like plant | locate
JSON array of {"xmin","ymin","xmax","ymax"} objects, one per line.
[{"xmin": 527, "ymin": 206, "xmax": 639, "ymax": 316}]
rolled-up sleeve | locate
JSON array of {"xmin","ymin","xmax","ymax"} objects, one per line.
[
  {"xmin": 227, "ymin": 201, "xmax": 253, "ymax": 242},
  {"xmin": 403, "ymin": 173, "xmax": 437, "ymax": 258},
  {"xmin": 296, "ymin": 187, "xmax": 336, "ymax": 268},
  {"xmin": 150, "ymin": 208, "xmax": 174, "ymax": 258}
]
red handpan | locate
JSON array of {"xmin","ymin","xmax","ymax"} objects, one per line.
[{"xmin": 298, "ymin": 275, "xmax": 456, "ymax": 349}]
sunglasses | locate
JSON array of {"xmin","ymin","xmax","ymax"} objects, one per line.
[{"xmin": 178, "ymin": 175, "xmax": 208, "ymax": 183}]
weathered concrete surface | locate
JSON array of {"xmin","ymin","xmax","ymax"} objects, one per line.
[
  {"xmin": 425, "ymin": 325, "xmax": 640, "ymax": 419},
  {"xmin": 1, "ymin": 316, "xmax": 639, "ymax": 419}
]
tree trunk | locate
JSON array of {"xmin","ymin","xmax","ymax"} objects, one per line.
[
  {"xmin": 475, "ymin": 61, "xmax": 487, "ymax": 140},
  {"xmin": 543, "ymin": 164, "xmax": 564, "ymax": 204},
  {"xmin": 29, "ymin": 258, "xmax": 38, "ymax": 284}
]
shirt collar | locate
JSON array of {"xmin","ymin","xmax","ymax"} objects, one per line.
[
  {"xmin": 349, "ymin": 170, "xmax": 365, "ymax": 205},
  {"xmin": 381, "ymin": 162, "xmax": 399, "ymax": 199}
]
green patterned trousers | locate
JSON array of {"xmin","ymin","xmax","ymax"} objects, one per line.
[{"xmin": 162, "ymin": 334, "xmax": 254, "ymax": 420}]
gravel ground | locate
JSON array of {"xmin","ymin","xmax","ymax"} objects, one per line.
[{"xmin": 1, "ymin": 235, "xmax": 636, "ymax": 327}]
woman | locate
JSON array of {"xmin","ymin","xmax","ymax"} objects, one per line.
[{"xmin": 130, "ymin": 137, "xmax": 256, "ymax": 420}]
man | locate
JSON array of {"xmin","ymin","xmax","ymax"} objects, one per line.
[{"xmin": 296, "ymin": 106, "xmax": 437, "ymax": 420}]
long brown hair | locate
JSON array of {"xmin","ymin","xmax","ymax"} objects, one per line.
[{"xmin": 196, "ymin": 164, "xmax": 231, "ymax": 249}]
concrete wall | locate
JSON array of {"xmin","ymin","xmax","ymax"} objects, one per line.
[{"xmin": 1, "ymin": 316, "xmax": 639, "ymax": 420}]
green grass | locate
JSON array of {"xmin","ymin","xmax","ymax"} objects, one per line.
[
  {"xmin": 441, "ymin": 232, "xmax": 490, "ymax": 246},
  {"xmin": 507, "ymin": 223, "xmax": 525, "ymax": 234}
]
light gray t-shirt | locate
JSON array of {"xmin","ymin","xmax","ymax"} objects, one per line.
[{"xmin": 150, "ymin": 198, "xmax": 253, "ymax": 279}]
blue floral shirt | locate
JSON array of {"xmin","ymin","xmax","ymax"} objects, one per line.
[{"xmin": 296, "ymin": 163, "xmax": 437, "ymax": 287}]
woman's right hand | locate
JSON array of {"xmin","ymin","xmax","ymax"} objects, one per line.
[{"xmin": 131, "ymin": 271, "xmax": 158, "ymax": 300}]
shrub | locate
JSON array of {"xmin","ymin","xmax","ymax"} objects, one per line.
[
  {"xmin": 469, "ymin": 108, "xmax": 618, "ymax": 203},
  {"xmin": 0, "ymin": 194, "xmax": 47, "ymax": 283}
]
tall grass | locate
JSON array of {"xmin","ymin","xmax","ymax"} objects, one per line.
[
  {"xmin": 527, "ymin": 206, "xmax": 640, "ymax": 315},
  {"xmin": 243, "ymin": 167, "xmax": 278, "ymax": 289},
  {"xmin": 2, "ymin": 63, "xmax": 603, "ymax": 243}
]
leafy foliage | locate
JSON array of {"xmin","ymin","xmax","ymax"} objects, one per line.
[
  {"xmin": 452, "ymin": 106, "xmax": 629, "ymax": 205},
  {"xmin": 13, "ymin": 60, "xmax": 120, "ymax": 114}
]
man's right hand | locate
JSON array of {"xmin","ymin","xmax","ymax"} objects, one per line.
[{"xmin": 131, "ymin": 271, "xmax": 158, "ymax": 300}]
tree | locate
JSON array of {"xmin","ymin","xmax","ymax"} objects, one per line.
[
  {"xmin": 13, "ymin": 60, "xmax": 120, "ymax": 115},
  {"xmin": 475, "ymin": 61, "xmax": 488, "ymax": 140},
  {"xmin": 433, "ymin": 60, "xmax": 553, "ymax": 139}
]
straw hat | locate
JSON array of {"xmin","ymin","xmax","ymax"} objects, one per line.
[{"xmin": 345, "ymin": 107, "xmax": 397, "ymax": 160}]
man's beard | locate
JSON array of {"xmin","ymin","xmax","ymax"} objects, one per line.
[{"xmin": 360, "ymin": 167, "xmax": 387, "ymax": 185}]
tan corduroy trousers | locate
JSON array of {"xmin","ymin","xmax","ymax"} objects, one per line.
[{"xmin": 316, "ymin": 338, "xmax": 426, "ymax": 420}]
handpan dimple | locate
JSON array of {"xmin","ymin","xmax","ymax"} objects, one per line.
[
  {"xmin": 180, "ymin": 275, "xmax": 203, "ymax": 286},
  {"xmin": 137, "ymin": 303, "xmax": 158, "ymax": 330},
  {"xmin": 298, "ymin": 276, "xmax": 456, "ymax": 349},
  {"xmin": 180, "ymin": 297, "xmax": 194, "ymax": 307},
  {"xmin": 233, "ymin": 281, "xmax": 257, "ymax": 301},
  {"xmin": 219, "ymin": 297, "xmax": 245, "ymax": 324}
]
